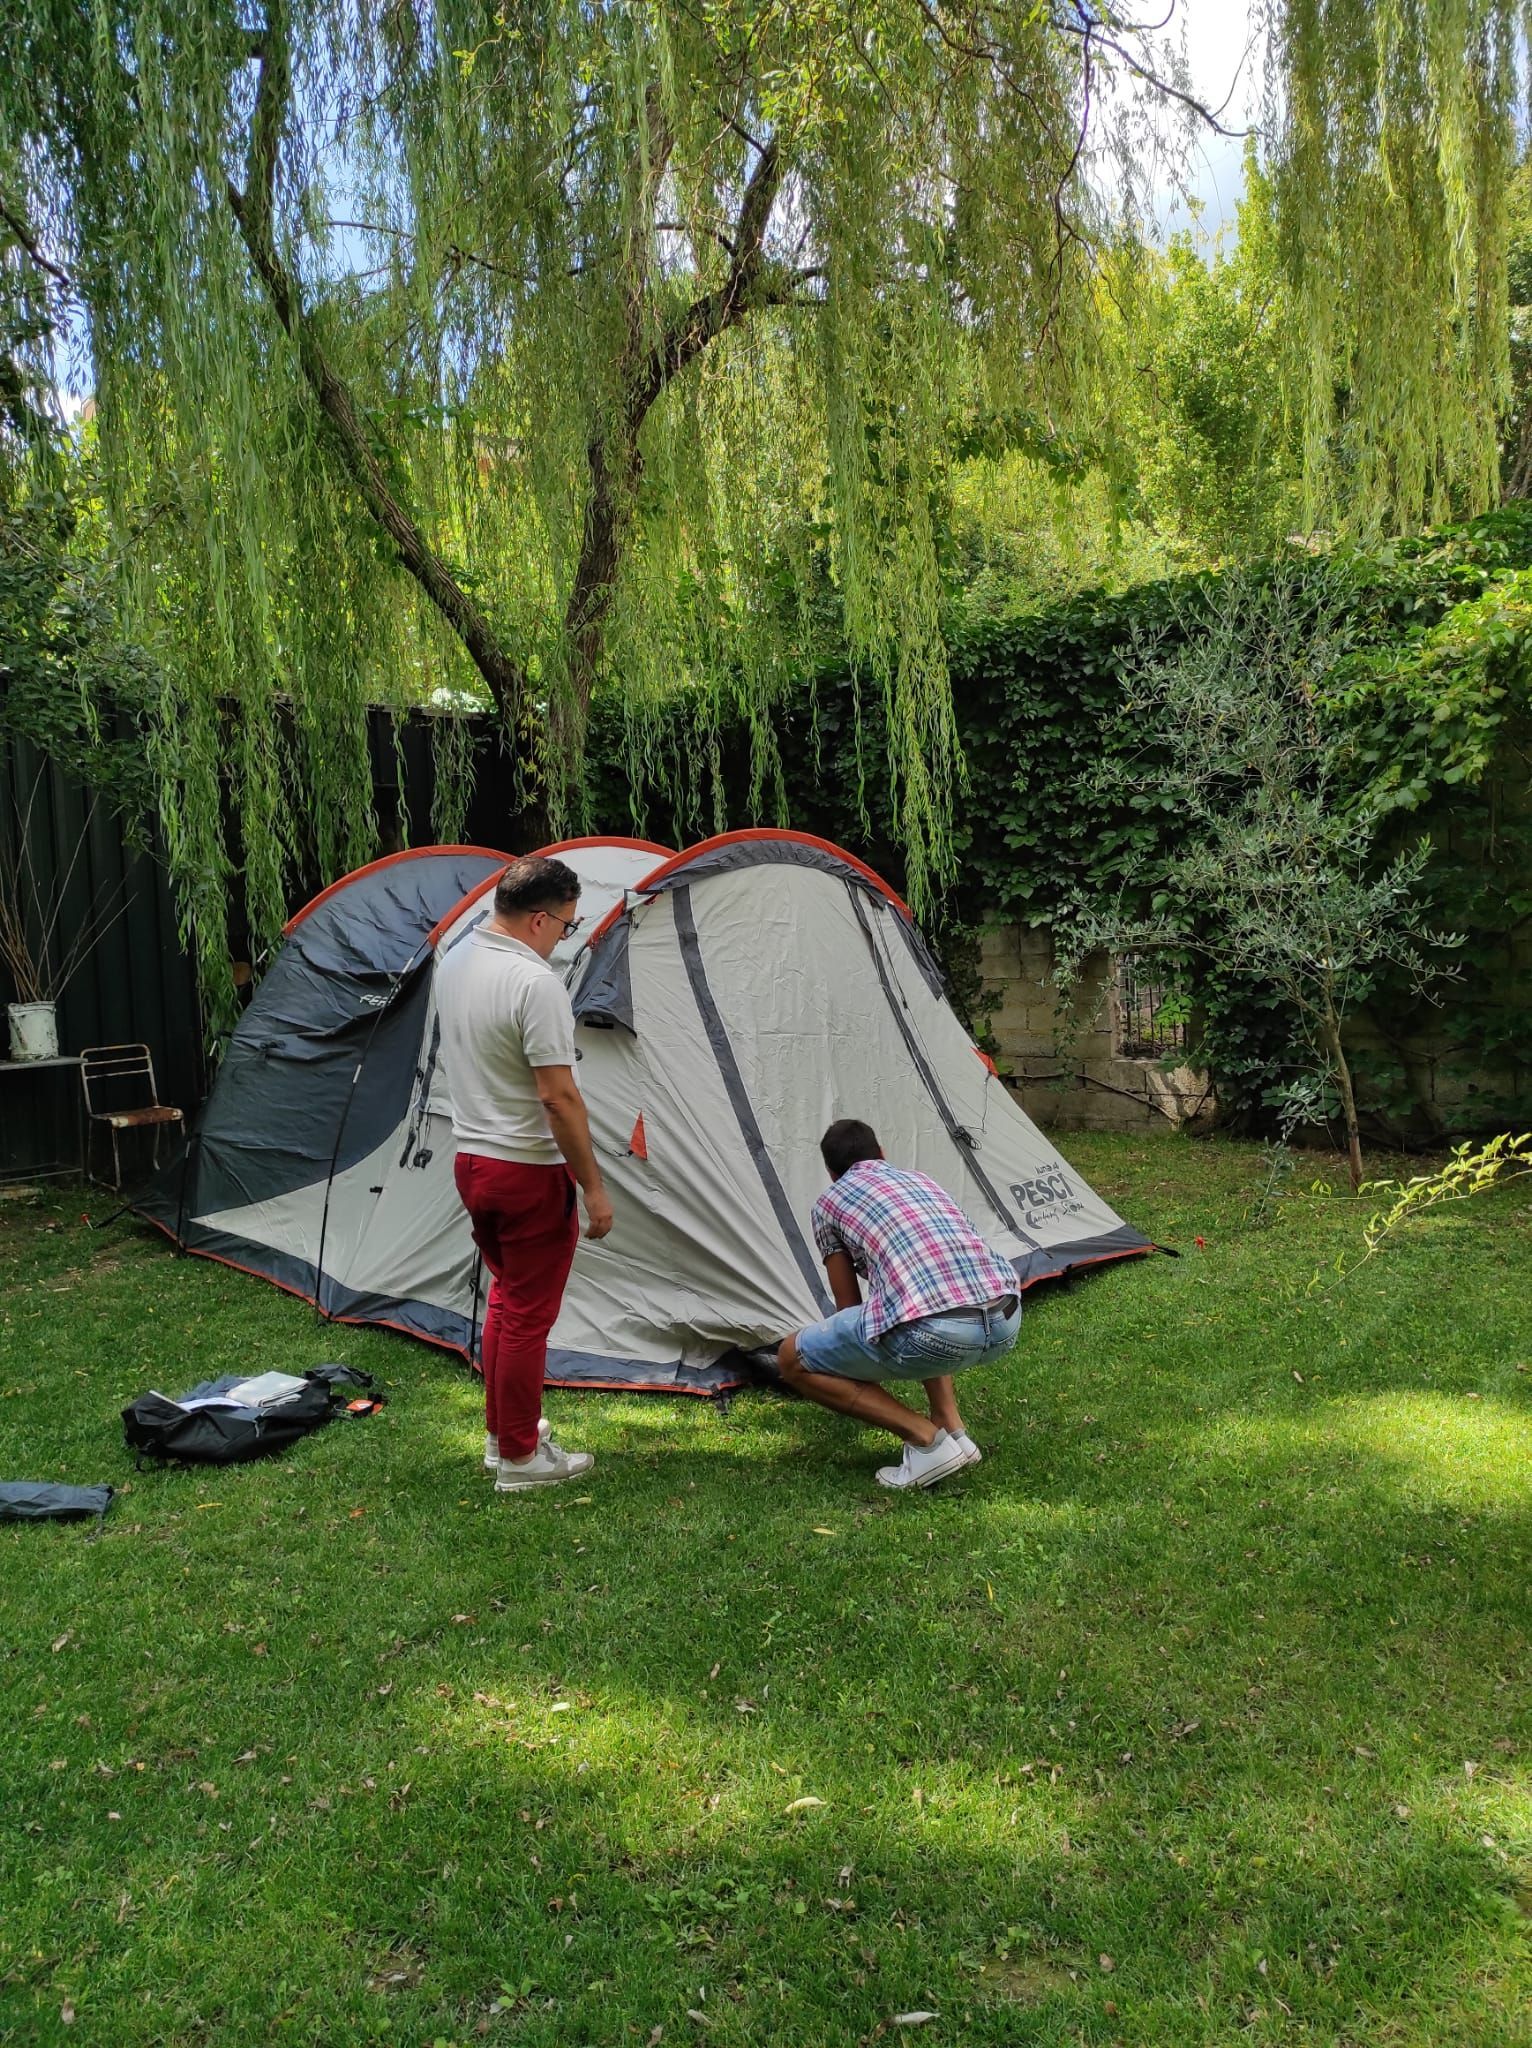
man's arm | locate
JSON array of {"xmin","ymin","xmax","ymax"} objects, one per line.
[
  {"xmin": 533, "ymin": 1065, "xmax": 614, "ymax": 1239},
  {"xmin": 825, "ymin": 1248, "xmax": 862, "ymax": 1310}
]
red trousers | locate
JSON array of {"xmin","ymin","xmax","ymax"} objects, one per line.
[{"xmin": 454, "ymin": 1153, "xmax": 580, "ymax": 1460}]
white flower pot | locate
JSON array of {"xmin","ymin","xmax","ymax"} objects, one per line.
[{"xmin": 7, "ymin": 1001, "xmax": 60, "ymax": 1061}]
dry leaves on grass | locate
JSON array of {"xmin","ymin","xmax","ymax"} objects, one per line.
[{"xmin": 365, "ymin": 1962, "xmax": 423, "ymax": 1993}]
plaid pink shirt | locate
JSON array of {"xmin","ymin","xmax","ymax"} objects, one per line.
[{"xmin": 811, "ymin": 1161, "xmax": 1017, "ymax": 1341}]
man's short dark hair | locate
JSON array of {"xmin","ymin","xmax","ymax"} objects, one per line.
[
  {"xmin": 821, "ymin": 1118, "xmax": 882, "ymax": 1179},
  {"xmin": 495, "ymin": 855, "xmax": 582, "ymax": 918}
]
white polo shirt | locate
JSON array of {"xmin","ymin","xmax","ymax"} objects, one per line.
[{"xmin": 435, "ymin": 926, "xmax": 578, "ymax": 1165}]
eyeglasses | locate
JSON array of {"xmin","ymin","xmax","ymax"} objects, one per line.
[{"xmin": 543, "ymin": 910, "xmax": 584, "ymax": 937}]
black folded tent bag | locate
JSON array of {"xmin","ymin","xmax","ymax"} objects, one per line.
[{"xmin": 122, "ymin": 1364, "xmax": 374, "ymax": 1466}]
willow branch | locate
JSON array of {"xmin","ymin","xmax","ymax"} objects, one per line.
[
  {"xmin": 909, "ymin": 0, "xmax": 993, "ymax": 65},
  {"xmin": 1038, "ymin": 14, "xmax": 1095, "ymax": 361},
  {"xmin": 563, "ymin": 136, "xmax": 787, "ymax": 706},
  {"xmin": 228, "ymin": 23, "xmax": 532, "ymax": 726},
  {"xmin": 0, "ymin": 195, "xmax": 75, "ymax": 293}
]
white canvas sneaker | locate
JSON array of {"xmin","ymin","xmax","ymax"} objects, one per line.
[
  {"xmin": 485, "ymin": 1418, "xmax": 551, "ymax": 1471},
  {"xmin": 875, "ymin": 1429, "xmax": 968, "ymax": 1490},
  {"xmin": 495, "ymin": 1437, "xmax": 595, "ymax": 1493},
  {"xmin": 951, "ymin": 1430, "xmax": 983, "ymax": 1469}
]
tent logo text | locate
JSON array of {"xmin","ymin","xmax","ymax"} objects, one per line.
[{"xmin": 1009, "ymin": 1169, "xmax": 1086, "ymax": 1229}]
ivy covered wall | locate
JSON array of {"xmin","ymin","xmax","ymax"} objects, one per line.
[{"xmin": 584, "ymin": 507, "xmax": 1532, "ymax": 1141}]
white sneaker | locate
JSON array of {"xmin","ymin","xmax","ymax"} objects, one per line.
[
  {"xmin": 875, "ymin": 1430, "xmax": 968, "ymax": 1490},
  {"xmin": 485, "ymin": 1418, "xmax": 551, "ymax": 1471},
  {"xmin": 495, "ymin": 1438, "xmax": 594, "ymax": 1493},
  {"xmin": 951, "ymin": 1430, "xmax": 983, "ymax": 1469}
]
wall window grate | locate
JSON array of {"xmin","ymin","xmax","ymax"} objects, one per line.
[{"xmin": 1113, "ymin": 952, "xmax": 1188, "ymax": 1061}]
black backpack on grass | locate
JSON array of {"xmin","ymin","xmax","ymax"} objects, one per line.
[{"xmin": 122, "ymin": 1364, "xmax": 375, "ymax": 1468}]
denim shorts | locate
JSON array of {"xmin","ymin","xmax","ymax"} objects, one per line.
[{"xmin": 795, "ymin": 1298, "xmax": 1022, "ymax": 1384}]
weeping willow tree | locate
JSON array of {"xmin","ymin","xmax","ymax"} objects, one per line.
[
  {"xmin": 0, "ymin": 2, "xmax": 1527, "ymax": 1027},
  {"xmin": 1261, "ymin": 0, "xmax": 1526, "ymax": 530}
]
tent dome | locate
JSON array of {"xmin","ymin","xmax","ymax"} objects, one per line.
[{"xmin": 140, "ymin": 832, "xmax": 1148, "ymax": 1393}]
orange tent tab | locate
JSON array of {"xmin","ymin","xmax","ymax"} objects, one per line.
[{"xmin": 628, "ymin": 1112, "xmax": 648, "ymax": 1160}]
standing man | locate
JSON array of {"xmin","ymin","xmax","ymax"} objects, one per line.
[
  {"xmin": 777, "ymin": 1119, "xmax": 1021, "ymax": 1489},
  {"xmin": 436, "ymin": 854, "xmax": 614, "ymax": 1493}
]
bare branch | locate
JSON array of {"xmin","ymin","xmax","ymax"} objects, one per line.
[
  {"xmin": 1053, "ymin": 6, "xmax": 1254, "ymax": 138},
  {"xmin": 657, "ymin": 218, "xmax": 738, "ymax": 260},
  {"xmin": 725, "ymin": 113, "xmax": 767, "ymax": 155},
  {"xmin": 325, "ymin": 218, "xmax": 606, "ymax": 284},
  {"xmin": 324, "ymin": 217, "xmax": 410, "ymax": 240}
]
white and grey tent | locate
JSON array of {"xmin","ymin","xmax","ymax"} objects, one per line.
[{"xmin": 139, "ymin": 831, "xmax": 1151, "ymax": 1395}]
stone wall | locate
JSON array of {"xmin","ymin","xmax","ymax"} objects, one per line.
[{"xmin": 979, "ymin": 925, "xmax": 1213, "ymax": 1134}]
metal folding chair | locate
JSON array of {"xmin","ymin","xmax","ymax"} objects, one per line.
[{"xmin": 79, "ymin": 1044, "xmax": 184, "ymax": 1189}]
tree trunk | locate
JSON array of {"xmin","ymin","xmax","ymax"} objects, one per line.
[
  {"xmin": 562, "ymin": 434, "xmax": 627, "ymax": 721},
  {"xmin": 1321, "ymin": 1008, "xmax": 1366, "ymax": 1192},
  {"xmin": 558, "ymin": 136, "xmax": 789, "ymax": 727},
  {"xmin": 1504, "ymin": 387, "xmax": 1532, "ymax": 503}
]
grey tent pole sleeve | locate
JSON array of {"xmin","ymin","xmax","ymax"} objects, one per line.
[
  {"xmin": 846, "ymin": 886, "xmax": 1037, "ymax": 1249},
  {"xmin": 671, "ymin": 886, "xmax": 832, "ymax": 1316},
  {"xmin": 468, "ymin": 1245, "xmax": 486, "ymax": 1369},
  {"xmin": 173, "ymin": 1125, "xmax": 197, "ymax": 1246},
  {"xmin": 313, "ymin": 936, "xmax": 434, "ymax": 1317}
]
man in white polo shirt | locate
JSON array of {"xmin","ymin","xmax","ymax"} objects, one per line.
[{"xmin": 436, "ymin": 854, "xmax": 614, "ymax": 1492}]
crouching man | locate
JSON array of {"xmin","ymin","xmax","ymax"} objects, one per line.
[{"xmin": 777, "ymin": 1119, "xmax": 1021, "ymax": 1489}]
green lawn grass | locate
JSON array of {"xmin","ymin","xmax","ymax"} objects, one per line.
[{"xmin": 1, "ymin": 1134, "xmax": 1528, "ymax": 2047}]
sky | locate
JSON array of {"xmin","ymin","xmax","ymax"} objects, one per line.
[{"xmin": 1154, "ymin": 0, "xmax": 1264, "ymax": 242}]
